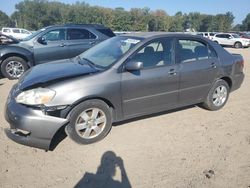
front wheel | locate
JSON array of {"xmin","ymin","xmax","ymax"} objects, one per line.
[
  {"xmin": 234, "ymin": 42, "xmax": 242, "ymax": 49},
  {"xmin": 202, "ymin": 79, "xmax": 229, "ymax": 111},
  {"xmin": 66, "ymin": 100, "xmax": 112, "ymax": 144},
  {"xmin": 1, "ymin": 56, "xmax": 28, "ymax": 79}
]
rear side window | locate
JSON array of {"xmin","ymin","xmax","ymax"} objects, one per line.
[
  {"xmin": 209, "ymin": 46, "xmax": 217, "ymax": 58},
  {"xmin": 216, "ymin": 34, "xmax": 223, "ymax": 38},
  {"xmin": 12, "ymin": 29, "xmax": 20, "ymax": 33},
  {"xmin": 67, "ymin": 29, "xmax": 96, "ymax": 40},
  {"xmin": 97, "ymin": 29, "xmax": 115, "ymax": 37},
  {"xmin": 177, "ymin": 39, "xmax": 209, "ymax": 63}
]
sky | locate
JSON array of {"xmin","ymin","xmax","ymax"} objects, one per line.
[{"xmin": 1, "ymin": 0, "xmax": 249, "ymax": 25}]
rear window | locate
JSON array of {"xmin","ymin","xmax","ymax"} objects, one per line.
[{"xmin": 97, "ymin": 29, "xmax": 115, "ymax": 37}]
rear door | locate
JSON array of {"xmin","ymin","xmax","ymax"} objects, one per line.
[
  {"xmin": 121, "ymin": 37, "xmax": 179, "ymax": 118},
  {"xmin": 177, "ymin": 38, "xmax": 219, "ymax": 105},
  {"xmin": 66, "ymin": 28, "xmax": 99, "ymax": 58},
  {"xmin": 34, "ymin": 28, "xmax": 69, "ymax": 64}
]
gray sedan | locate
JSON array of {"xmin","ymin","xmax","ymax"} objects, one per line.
[{"xmin": 4, "ymin": 33, "xmax": 244, "ymax": 150}]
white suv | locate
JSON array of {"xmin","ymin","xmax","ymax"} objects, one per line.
[
  {"xmin": 197, "ymin": 32, "xmax": 216, "ymax": 40},
  {"xmin": 212, "ymin": 33, "xmax": 250, "ymax": 48},
  {"xmin": 1, "ymin": 27, "xmax": 32, "ymax": 40}
]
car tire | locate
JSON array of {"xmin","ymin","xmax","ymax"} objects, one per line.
[
  {"xmin": 202, "ymin": 79, "xmax": 229, "ymax": 111},
  {"xmin": 65, "ymin": 99, "xmax": 113, "ymax": 145},
  {"xmin": 1, "ymin": 56, "xmax": 28, "ymax": 79},
  {"xmin": 234, "ymin": 42, "xmax": 242, "ymax": 49}
]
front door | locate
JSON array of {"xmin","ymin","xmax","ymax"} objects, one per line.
[
  {"xmin": 121, "ymin": 38, "xmax": 179, "ymax": 118},
  {"xmin": 34, "ymin": 28, "xmax": 69, "ymax": 64}
]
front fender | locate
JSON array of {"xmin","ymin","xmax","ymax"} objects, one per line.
[{"xmin": 0, "ymin": 45, "xmax": 34, "ymax": 66}]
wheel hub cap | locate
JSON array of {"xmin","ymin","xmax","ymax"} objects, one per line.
[
  {"xmin": 6, "ymin": 61, "xmax": 24, "ymax": 78},
  {"xmin": 212, "ymin": 85, "xmax": 227, "ymax": 107},
  {"xmin": 75, "ymin": 108, "xmax": 107, "ymax": 139}
]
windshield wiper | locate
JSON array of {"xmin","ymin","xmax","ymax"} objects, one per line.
[
  {"xmin": 75, "ymin": 56, "xmax": 94, "ymax": 67},
  {"xmin": 81, "ymin": 58, "xmax": 96, "ymax": 67}
]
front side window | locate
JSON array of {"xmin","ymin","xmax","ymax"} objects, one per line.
[
  {"xmin": 79, "ymin": 36, "xmax": 141, "ymax": 68},
  {"xmin": 21, "ymin": 30, "xmax": 30, "ymax": 34},
  {"xmin": 177, "ymin": 39, "xmax": 209, "ymax": 63},
  {"xmin": 232, "ymin": 34, "xmax": 240, "ymax": 38},
  {"xmin": 67, "ymin": 29, "xmax": 96, "ymax": 40},
  {"xmin": 130, "ymin": 38, "xmax": 174, "ymax": 68},
  {"xmin": 43, "ymin": 29, "xmax": 66, "ymax": 41}
]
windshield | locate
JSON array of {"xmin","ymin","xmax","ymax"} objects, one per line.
[
  {"xmin": 79, "ymin": 36, "xmax": 142, "ymax": 68},
  {"xmin": 22, "ymin": 28, "xmax": 46, "ymax": 41}
]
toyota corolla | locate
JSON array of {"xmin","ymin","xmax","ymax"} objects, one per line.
[{"xmin": 4, "ymin": 33, "xmax": 244, "ymax": 150}]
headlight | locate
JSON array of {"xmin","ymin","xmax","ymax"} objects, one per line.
[{"xmin": 16, "ymin": 88, "xmax": 56, "ymax": 105}]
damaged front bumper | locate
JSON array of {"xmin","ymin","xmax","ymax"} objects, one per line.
[{"xmin": 4, "ymin": 94, "xmax": 69, "ymax": 150}]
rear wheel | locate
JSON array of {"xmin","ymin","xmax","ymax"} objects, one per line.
[
  {"xmin": 202, "ymin": 79, "xmax": 229, "ymax": 111},
  {"xmin": 1, "ymin": 56, "xmax": 28, "ymax": 79},
  {"xmin": 66, "ymin": 100, "xmax": 112, "ymax": 144},
  {"xmin": 234, "ymin": 42, "xmax": 242, "ymax": 49}
]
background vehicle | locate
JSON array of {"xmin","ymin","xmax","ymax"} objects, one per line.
[
  {"xmin": 196, "ymin": 32, "xmax": 216, "ymax": 40},
  {"xmin": 238, "ymin": 32, "xmax": 250, "ymax": 39},
  {"xmin": 0, "ymin": 33, "xmax": 19, "ymax": 45},
  {"xmin": 4, "ymin": 33, "xmax": 244, "ymax": 150},
  {"xmin": 0, "ymin": 24, "xmax": 115, "ymax": 79},
  {"xmin": 1, "ymin": 27, "xmax": 32, "ymax": 40},
  {"xmin": 212, "ymin": 33, "xmax": 250, "ymax": 48}
]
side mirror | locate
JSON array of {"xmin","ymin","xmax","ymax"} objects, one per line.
[
  {"xmin": 228, "ymin": 36, "xmax": 233, "ymax": 39},
  {"xmin": 125, "ymin": 61, "xmax": 143, "ymax": 71},
  {"xmin": 37, "ymin": 36, "xmax": 46, "ymax": 44}
]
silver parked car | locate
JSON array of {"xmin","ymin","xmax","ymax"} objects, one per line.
[{"xmin": 5, "ymin": 33, "xmax": 244, "ymax": 150}]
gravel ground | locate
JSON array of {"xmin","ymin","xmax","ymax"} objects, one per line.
[{"xmin": 0, "ymin": 48, "xmax": 249, "ymax": 188}]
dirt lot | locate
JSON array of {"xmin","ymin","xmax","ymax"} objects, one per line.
[{"xmin": 0, "ymin": 48, "xmax": 249, "ymax": 188}]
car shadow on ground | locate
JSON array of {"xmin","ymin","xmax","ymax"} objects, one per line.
[
  {"xmin": 50, "ymin": 105, "xmax": 197, "ymax": 151},
  {"xmin": 113, "ymin": 105, "xmax": 196, "ymax": 127},
  {"xmin": 74, "ymin": 151, "xmax": 132, "ymax": 188}
]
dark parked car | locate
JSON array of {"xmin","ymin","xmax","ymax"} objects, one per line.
[
  {"xmin": 0, "ymin": 24, "xmax": 115, "ymax": 79},
  {"xmin": 5, "ymin": 33, "xmax": 244, "ymax": 150}
]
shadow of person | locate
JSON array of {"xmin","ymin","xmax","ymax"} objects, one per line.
[{"xmin": 75, "ymin": 151, "xmax": 131, "ymax": 188}]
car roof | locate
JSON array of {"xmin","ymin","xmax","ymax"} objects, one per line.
[
  {"xmin": 122, "ymin": 32, "xmax": 205, "ymax": 39},
  {"xmin": 43, "ymin": 24, "xmax": 109, "ymax": 30}
]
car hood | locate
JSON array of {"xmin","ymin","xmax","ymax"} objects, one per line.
[{"xmin": 18, "ymin": 59, "xmax": 100, "ymax": 90}]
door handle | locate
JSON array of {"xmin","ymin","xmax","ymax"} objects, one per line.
[
  {"xmin": 89, "ymin": 41, "xmax": 96, "ymax": 45},
  {"xmin": 211, "ymin": 63, "xmax": 217, "ymax": 68},
  {"xmin": 168, "ymin": 69, "xmax": 177, "ymax": 76},
  {"xmin": 60, "ymin": 43, "xmax": 66, "ymax": 47}
]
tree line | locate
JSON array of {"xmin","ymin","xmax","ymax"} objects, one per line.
[{"xmin": 0, "ymin": 0, "xmax": 249, "ymax": 32}]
